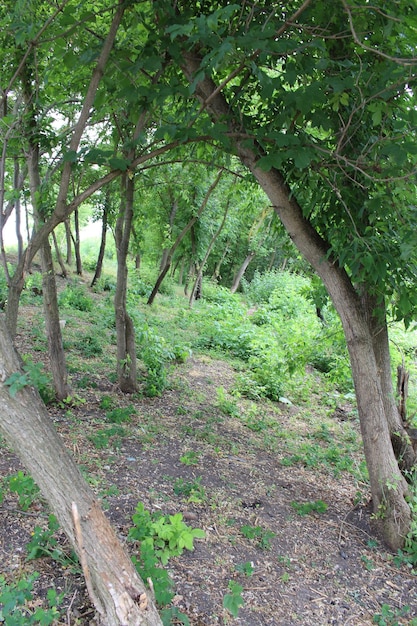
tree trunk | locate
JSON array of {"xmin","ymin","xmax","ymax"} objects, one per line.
[
  {"xmin": 73, "ymin": 207, "xmax": 83, "ymax": 275},
  {"xmin": 21, "ymin": 64, "xmax": 71, "ymax": 401},
  {"xmin": 212, "ymin": 242, "xmax": 230, "ymax": 283},
  {"xmin": 230, "ymin": 250, "xmax": 256, "ymax": 294},
  {"xmin": 91, "ymin": 202, "xmax": 109, "ymax": 288},
  {"xmin": 115, "ymin": 174, "xmax": 137, "ymax": 393},
  {"xmin": 65, "ymin": 219, "xmax": 73, "ymax": 265},
  {"xmin": 189, "ymin": 197, "xmax": 229, "ymax": 306},
  {"xmin": 51, "ymin": 229, "xmax": 67, "ymax": 278},
  {"xmin": 14, "ymin": 159, "xmax": 24, "ymax": 262},
  {"xmin": 40, "ymin": 238, "xmax": 72, "ymax": 400},
  {"xmin": 147, "ymin": 170, "xmax": 223, "ymax": 305},
  {"xmin": 362, "ymin": 291, "xmax": 416, "ymax": 472},
  {"xmin": 0, "ymin": 315, "xmax": 162, "ymax": 625},
  {"xmin": 182, "ymin": 55, "xmax": 412, "ymax": 548}
]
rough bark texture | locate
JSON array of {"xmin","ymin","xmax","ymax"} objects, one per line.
[
  {"xmin": 0, "ymin": 315, "xmax": 162, "ymax": 625},
  {"xmin": 181, "ymin": 53, "xmax": 412, "ymax": 549},
  {"xmin": 362, "ymin": 291, "xmax": 416, "ymax": 472},
  {"xmin": 115, "ymin": 174, "xmax": 137, "ymax": 393}
]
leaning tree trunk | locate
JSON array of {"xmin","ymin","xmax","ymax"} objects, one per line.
[
  {"xmin": 0, "ymin": 315, "xmax": 162, "ymax": 626},
  {"xmin": 147, "ymin": 169, "xmax": 223, "ymax": 305},
  {"xmin": 230, "ymin": 250, "xmax": 256, "ymax": 294},
  {"xmin": 181, "ymin": 54, "xmax": 412, "ymax": 549},
  {"xmin": 250, "ymin": 162, "xmax": 411, "ymax": 551},
  {"xmin": 114, "ymin": 173, "xmax": 137, "ymax": 393},
  {"xmin": 189, "ymin": 196, "xmax": 229, "ymax": 306}
]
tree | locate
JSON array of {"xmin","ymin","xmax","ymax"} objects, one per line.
[
  {"xmin": 154, "ymin": 0, "xmax": 417, "ymax": 549},
  {"xmin": 0, "ymin": 314, "xmax": 162, "ymax": 625}
]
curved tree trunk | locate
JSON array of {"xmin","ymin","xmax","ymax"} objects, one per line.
[
  {"xmin": 182, "ymin": 54, "xmax": 412, "ymax": 549},
  {"xmin": 115, "ymin": 174, "xmax": 137, "ymax": 392},
  {"xmin": 0, "ymin": 315, "xmax": 162, "ymax": 626}
]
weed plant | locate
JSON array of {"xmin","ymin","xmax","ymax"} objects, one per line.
[
  {"xmin": 58, "ymin": 283, "xmax": 93, "ymax": 311},
  {"xmin": 0, "ymin": 573, "xmax": 63, "ymax": 625},
  {"xmin": 128, "ymin": 502, "xmax": 204, "ymax": 607},
  {"xmin": 8, "ymin": 471, "xmax": 41, "ymax": 511}
]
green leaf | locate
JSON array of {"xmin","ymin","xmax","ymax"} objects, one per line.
[
  {"xmin": 223, "ymin": 581, "xmax": 244, "ymax": 617},
  {"xmin": 62, "ymin": 150, "xmax": 77, "ymax": 163},
  {"xmin": 108, "ymin": 157, "xmax": 130, "ymax": 171}
]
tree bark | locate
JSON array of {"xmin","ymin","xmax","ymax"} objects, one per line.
[
  {"xmin": 230, "ymin": 250, "xmax": 256, "ymax": 294},
  {"xmin": 0, "ymin": 315, "xmax": 162, "ymax": 626},
  {"xmin": 73, "ymin": 207, "xmax": 83, "ymax": 275},
  {"xmin": 189, "ymin": 196, "xmax": 229, "ymax": 306},
  {"xmin": 115, "ymin": 174, "xmax": 137, "ymax": 393},
  {"xmin": 361, "ymin": 290, "xmax": 416, "ymax": 472},
  {"xmin": 91, "ymin": 194, "xmax": 109, "ymax": 288},
  {"xmin": 147, "ymin": 169, "xmax": 223, "ymax": 305},
  {"xmin": 21, "ymin": 61, "xmax": 71, "ymax": 402},
  {"xmin": 181, "ymin": 53, "xmax": 412, "ymax": 549},
  {"xmin": 52, "ymin": 229, "xmax": 67, "ymax": 278}
]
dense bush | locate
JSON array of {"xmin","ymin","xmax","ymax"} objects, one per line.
[{"xmin": 58, "ymin": 283, "xmax": 94, "ymax": 311}]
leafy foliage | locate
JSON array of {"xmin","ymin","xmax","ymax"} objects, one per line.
[
  {"xmin": 4, "ymin": 358, "xmax": 55, "ymax": 403},
  {"xmin": 223, "ymin": 580, "xmax": 244, "ymax": 618},
  {"xmin": 58, "ymin": 284, "xmax": 93, "ymax": 312},
  {"xmin": 128, "ymin": 502, "xmax": 205, "ymax": 607},
  {"xmin": 8, "ymin": 471, "xmax": 40, "ymax": 511},
  {"xmin": 0, "ymin": 573, "xmax": 63, "ymax": 625}
]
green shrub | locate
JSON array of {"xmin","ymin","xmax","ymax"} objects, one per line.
[
  {"xmin": 4, "ymin": 357, "xmax": 55, "ymax": 404},
  {"xmin": 128, "ymin": 502, "xmax": 204, "ymax": 607},
  {"xmin": 58, "ymin": 283, "xmax": 93, "ymax": 311},
  {"xmin": 0, "ymin": 573, "xmax": 63, "ymax": 624},
  {"xmin": 75, "ymin": 334, "xmax": 103, "ymax": 357},
  {"xmin": 241, "ymin": 269, "xmax": 284, "ymax": 304}
]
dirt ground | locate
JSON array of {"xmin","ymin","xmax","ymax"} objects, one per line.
[{"xmin": 1, "ymin": 347, "xmax": 417, "ymax": 626}]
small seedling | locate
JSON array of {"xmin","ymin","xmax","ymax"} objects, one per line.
[
  {"xmin": 8, "ymin": 471, "xmax": 41, "ymax": 511},
  {"xmin": 373, "ymin": 603, "xmax": 417, "ymax": 626},
  {"xmin": 216, "ymin": 386, "xmax": 240, "ymax": 417},
  {"xmin": 0, "ymin": 573, "xmax": 64, "ymax": 624},
  {"xmin": 106, "ymin": 405, "xmax": 136, "ymax": 423},
  {"xmin": 26, "ymin": 514, "xmax": 79, "ymax": 569},
  {"xmin": 240, "ymin": 524, "xmax": 275, "ymax": 550},
  {"xmin": 179, "ymin": 450, "xmax": 201, "ymax": 466},
  {"xmin": 128, "ymin": 502, "xmax": 205, "ymax": 606},
  {"xmin": 235, "ymin": 561, "xmax": 254, "ymax": 576},
  {"xmin": 290, "ymin": 499, "xmax": 328, "ymax": 516},
  {"xmin": 223, "ymin": 580, "xmax": 244, "ymax": 618},
  {"xmin": 173, "ymin": 477, "xmax": 206, "ymax": 503}
]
